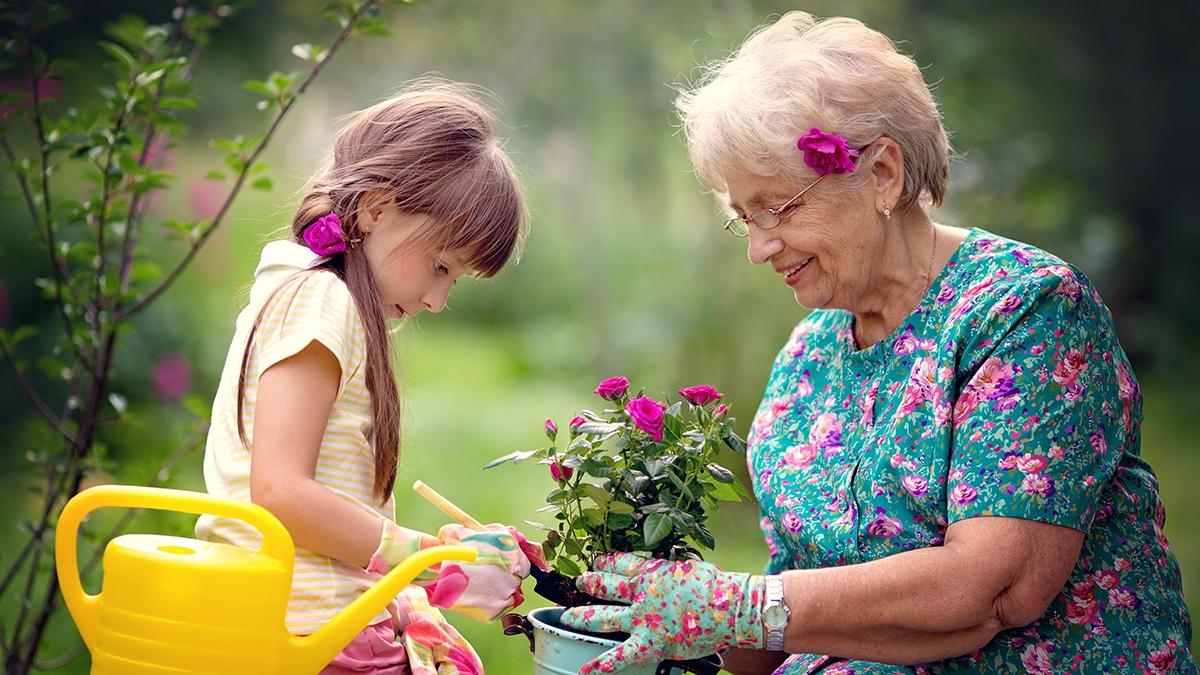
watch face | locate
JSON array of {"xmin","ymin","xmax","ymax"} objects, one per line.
[{"xmin": 764, "ymin": 603, "xmax": 789, "ymax": 629}]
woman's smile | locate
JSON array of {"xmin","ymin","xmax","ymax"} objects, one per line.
[{"xmin": 777, "ymin": 256, "xmax": 816, "ymax": 286}]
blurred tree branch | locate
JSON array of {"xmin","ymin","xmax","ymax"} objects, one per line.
[{"xmin": 0, "ymin": 1, "xmax": 403, "ymax": 671}]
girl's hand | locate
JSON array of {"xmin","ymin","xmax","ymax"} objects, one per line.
[
  {"xmin": 560, "ymin": 553, "xmax": 767, "ymax": 674},
  {"xmin": 371, "ymin": 519, "xmax": 546, "ymax": 622},
  {"xmin": 421, "ymin": 523, "xmax": 546, "ymax": 622}
]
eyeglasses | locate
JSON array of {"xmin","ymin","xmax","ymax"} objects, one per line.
[{"xmin": 723, "ymin": 173, "xmax": 829, "ymax": 238}]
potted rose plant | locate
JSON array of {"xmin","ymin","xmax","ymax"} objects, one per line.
[{"xmin": 486, "ymin": 376, "xmax": 748, "ymax": 675}]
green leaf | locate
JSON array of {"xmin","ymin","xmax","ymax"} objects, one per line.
[
  {"xmin": 580, "ymin": 483, "xmax": 610, "ymax": 507},
  {"xmin": 581, "ymin": 457, "xmax": 614, "ymax": 478},
  {"xmin": 722, "ymin": 429, "xmax": 747, "ymax": 454},
  {"xmin": 204, "ymin": 170, "xmax": 226, "ymax": 181},
  {"xmin": 706, "ymin": 463, "xmax": 735, "ymax": 484},
  {"xmin": 643, "ymin": 513, "xmax": 672, "ymax": 547},
  {"xmin": 158, "ymin": 97, "xmax": 197, "ymax": 110},
  {"xmin": 242, "ymin": 79, "xmax": 273, "ymax": 96},
  {"xmin": 555, "ymin": 556, "xmax": 582, "ymax": 577},
  {"xmin": 483, "ymin": 449, "xmax": 538, "ymax": 469},
  {"xmin": 98, "ymin": 41, "xmax": 137, "ymax": 74},
  {"xmin": 251, "ymin": 176, "xmax": 273, "ymax": 191},
  {"xmin": 608, "ymin": 501, "xmax": 635, "ymax": 515}
]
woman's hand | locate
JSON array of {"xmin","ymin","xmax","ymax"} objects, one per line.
[{"xmin": 560, "ymin": 553, "xmax": 767, "ymax": 674}]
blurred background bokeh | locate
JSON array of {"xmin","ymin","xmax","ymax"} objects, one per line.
[{"xmin": 2, "ymin": 0, "xmax": 1197, "ymax": 670}]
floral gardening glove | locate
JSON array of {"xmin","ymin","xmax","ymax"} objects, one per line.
[
  {"xmin": 559, "ymin": 553, "xmax": 766, "ymax": 674},
  {"xmin": 370, "ymin": 520, "xmax": 547, "ymax": 623}
]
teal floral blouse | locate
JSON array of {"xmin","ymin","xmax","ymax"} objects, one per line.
[{"xmin": 748, "ymin": 229, "xmax": 1195, "ymax": 673}]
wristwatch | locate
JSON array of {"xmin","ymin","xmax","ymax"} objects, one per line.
[{"xmin": 762, "ymin": 574, "xmax": 790, "ymax": 651}]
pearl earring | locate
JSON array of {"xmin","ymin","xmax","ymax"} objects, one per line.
[{"xmin": 882, "ymin": 205, "xmax": 892, "ymax": 220}]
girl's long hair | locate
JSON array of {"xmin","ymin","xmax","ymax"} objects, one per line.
[{"xmin": 237, "ymin": 80, "xmax": 526, "ymax": 503}]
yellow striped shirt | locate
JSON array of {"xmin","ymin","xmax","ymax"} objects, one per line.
[{"xmin": 195, "ymin": 240, "xmax": 394, "ymax": 634}]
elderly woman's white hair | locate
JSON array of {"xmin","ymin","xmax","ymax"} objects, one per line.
[{"xmin": 675, "ymin": 11, "xmax": 951, "ymax": 213}]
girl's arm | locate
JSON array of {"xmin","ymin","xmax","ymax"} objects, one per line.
[
  {"xmin": 248, "ymin": 339, "xmax": 382, "ymax": 567},
  {"xmin": 780, "ymin": 516, "xmax": 1082, "ymax": 664}
]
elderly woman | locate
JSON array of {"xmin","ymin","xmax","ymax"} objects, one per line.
[{"xmin": 561, "ymin": 12, "xmax": 1195, "ymax": 674}]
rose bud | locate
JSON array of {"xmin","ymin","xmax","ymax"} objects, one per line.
[
  {"xmin": 544, "ymin": 418, "xmax": 558, "ymax": 441},
  {"xmin": 550, "ymin": 461, "xmax": 573, "ymax": 482},
  {"xmin": 569, "ymin": 415, "xmax": 586, "ymax": 437}
]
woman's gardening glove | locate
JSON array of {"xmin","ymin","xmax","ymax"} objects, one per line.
[
  {"xmin": 560, "ymin": 553, "xmax": 767, "ymax": 674},
  {"xmin": 370, "ymin": 519, "xmax": 547, "ymax": 622}
]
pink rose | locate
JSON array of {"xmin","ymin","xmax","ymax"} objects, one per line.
[
  {"xmin": 302, "ymin": 212, "xmax": 347, "ymax": 256},
  {"xmin": 713, "ymin": 403, "xmax": 729, "ymax": 420},
  {"xmin": 568, "ymin": 415, "xmax": 586, "ymax": 437},
  {"xmin": 992, "ymin": 293, "xmax": 1023, "ymax": 315},
  {"xmin": 594, "ymin": 376, "xmax": 630, "ymax": 400},
  {"xmin": 549, "ymin": 461, "xmax": 573, "ymax": 482},
  {"xmin": 781, "ymin": 510, "xmax": 803, "ymax": 533},
  {"xmin": 784, "ymin": 443, "xmax": 816, "ymax": 469},
  {"xmin": 796, "ymin": 127, "xmax": 860, "ymax": 175},
  {"xmin": 544, "ymin": 418, "xmax": 558, "ymax": 441},
  {"xmin": 678, "ymin": 385, "xmax": 722, "ymax": 406},
  {"xmin": 626, "ymin": 396, "xmax": 666, "ymax": 442}
]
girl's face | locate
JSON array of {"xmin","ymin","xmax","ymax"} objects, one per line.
[{"xmin": 359, "ymin": 206, "xmax": 473, "ymax": 320}]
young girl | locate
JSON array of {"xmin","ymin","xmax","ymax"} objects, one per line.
[{"xmin": 195, "ymin": 81, "xmax": 541, "ymax": 674}]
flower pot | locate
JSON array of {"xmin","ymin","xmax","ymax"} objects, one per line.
[{"xmin": 516, "ymin": 606, "xmax": 688, "ymax": 675}]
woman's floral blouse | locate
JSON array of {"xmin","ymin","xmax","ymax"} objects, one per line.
[{"xmin": 748, "ymin": 229, "xmax": 1195, "ymax": 673}]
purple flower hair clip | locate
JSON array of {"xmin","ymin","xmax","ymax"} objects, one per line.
[
  {"xmin": 302, "ymin": 212, "xmax": 360, "ymax": 256},
  {"xmin": 796, "ymin": 128, "xmax": 860, "ymax": 176}
]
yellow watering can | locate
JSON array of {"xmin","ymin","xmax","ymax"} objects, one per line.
[{"xmin": 56, "ymin": 485, "xmax": 477, "ymax": 674}]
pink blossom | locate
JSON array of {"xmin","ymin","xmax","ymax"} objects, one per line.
[
  {"xmin": 866, "ymin": 514, "xmax": 903, "ymax": 538},
  {"xmin": 152, "ymin": 353, "xmax": 191, "ymax": 402},
  {"xmin": 713, "ymin": 403, "xmax": 729, "ymax": 420},
  {"xmin": 998, "ymin": 452, "xmax": 1020, "ymax": 470},
  {"xmin": 1015, "ymin": 453, "xmax": 1048, "ymax": 474},
  {"xmin": 781, "ymin": 510, "xmax": 803, "ymax": 533},
  {"xmin": 302, "ymin": 213, "xmax": 347, "ymax": 256},
  {"xmin": 1052, "ymin": 349, "xmax": 1088, "ymax": 387},
  {"xmin": 950, "ymin": 483, "xmax": 978, "ymax": 506},
  {"xmin": 544, "ymin": 418, "xmax": 558, "ymax": 440},
  {"xmin": 1089, "ymin": 431, "xmax": 1108, "ymax": 455},
  {"xmin": 952, "ymin": 389, "xmax": 980, "ymax": 428},
  {"xmin": 902, "ymin": 475, "xmax": 928, "ymax": 497},
  {"xmin": 678, "ymin": 384, "xmax": 722, "ymax": 406},
  {"xmin": 568, "ymin": 416, "xmax": 586, "ymax": 436},
  {"xmin": 1147, "ymin": 641, "xmax": 1178, "ymax": 673},
  {"xmin": 936, "ymin": 283, "xmax": 956, "ymax": 303},
  {"xmin": 593, "ymin": 376, "xmax": 629, "ymax": 400},
  {"xmin": 1107, "ymin": 587, "xmax": 1138, "ymax": 610},
  {"xmin": 1022, "ymin": 473, "xmax": 1055, "ymax": 498},
  {"xmin": 809, "ymin": 412, "xmax": 844, "ymax": 451},
  {"xmin": 796, "ymin": 127, "xmax": 859, "ymax": 175},
  {"xmin": 992, "ymin": 293, "xmax": 1023, "ymax": 315},
  {"xmin": 784, "ymin": 443, "xmax": 816, "ymax": 469},
  {"xmin": 971, "ymin": 357, "xmax": 1017, "ymax": 401},
  {"xmin": 1020, "ymin": 641, "xmax": 1054, "ymax": 675},
  {"xmin": 626, "ymin": 396, "xmax": 666, "ymax": 442},
  {"xmin": 1094, "ymin": 570, "xmax": 1119, "ymax": 589},
  {"xmin": 893, "ymin": 325, "xmax": 920, "ymax": 355},
  {"xmin": 549, "ymin": 461, "xmax": 573, "ymax": 482}
]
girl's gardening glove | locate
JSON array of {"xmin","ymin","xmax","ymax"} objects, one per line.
[
  {"xmin": 370, "ymin": 519, "xmax": 547, "ymax": 623},
  {"xmin": 559, "ymin": 553, "xmax": 767, "ymax": 674}
]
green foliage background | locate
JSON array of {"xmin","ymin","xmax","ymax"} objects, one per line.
[{"xmin": 1, "ymin": 0, "xmax": 1196, "ymax": 670}]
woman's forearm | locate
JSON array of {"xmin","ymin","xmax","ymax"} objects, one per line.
[{"xmin": 782, "ymin": 542, "xmax": 1007, "ymax": 664}]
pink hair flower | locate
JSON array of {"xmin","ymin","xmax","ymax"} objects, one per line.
[
  {"xmin": 796, "ymin": 128, "xmax": 859, "ymax": 175},
  {"xmin": 303, "ymin": 213, "xmax": 348, "ymax": 256}
]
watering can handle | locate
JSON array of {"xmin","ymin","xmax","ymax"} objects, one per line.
[{"xmin": 56, "ymin": 484, "xmax": 296, "ymax": 649}]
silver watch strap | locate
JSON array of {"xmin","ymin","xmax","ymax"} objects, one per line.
[{"xmin": 764, "ymin": 574, "xmax": 787, "ymax": 651}]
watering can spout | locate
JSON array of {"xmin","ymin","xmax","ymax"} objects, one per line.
[{"xmin": 285, "ymin": 545, "xmax": 477, "ymax": 671}]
